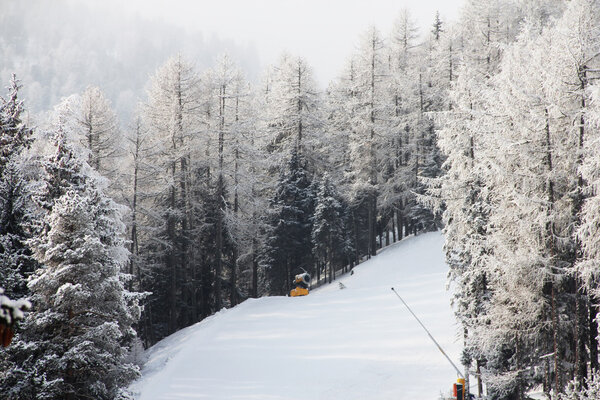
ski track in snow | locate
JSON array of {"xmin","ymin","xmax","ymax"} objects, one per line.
[{"xmin": 130, "ymin": 231, "xmax": 461, "ymax": 400}]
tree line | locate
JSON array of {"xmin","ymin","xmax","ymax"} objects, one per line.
[{"xmin": 434, "ymin": 0, "xmax": 600, "ymax": 399}]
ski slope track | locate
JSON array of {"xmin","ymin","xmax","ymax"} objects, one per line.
[{"xmin": 130, "ymin": 232, "xmax": 461, "ymax": 400}]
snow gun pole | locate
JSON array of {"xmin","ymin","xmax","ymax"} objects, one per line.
[{"xmin": 391, "ymin": 287, "xmax": 464, "ymax": 379}]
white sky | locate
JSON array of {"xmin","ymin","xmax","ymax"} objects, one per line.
[{"xmin": 114, "ymin": 0, "xmax": 464, "ymax": 86}]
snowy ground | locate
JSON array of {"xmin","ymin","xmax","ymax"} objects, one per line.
[{"xmin": 129, "ymin": 231, "xmax": 462, "ymax": 400}]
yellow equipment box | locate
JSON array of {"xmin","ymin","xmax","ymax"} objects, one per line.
[{"xmin": 290, "ymin": 287, "xmax": 309, "ymax": 297}]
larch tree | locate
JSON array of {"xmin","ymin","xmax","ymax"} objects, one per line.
[
  {"xmin": 384, "ymin": 8, "xmax": 420, "ymax": 243},
  {"xmin": 75, "ymin": 86, "xmax": 121, "ymax": 184},
  {"xmin": 262, "ymin": 54, "xmax": 323, "ymax": 171},
  {"xmin": 347, "ymin": 26, "xmax": 389, "ymax": 257},
  {"xmin": 140, "ymin": 55, "xmax": 203, "ymax": 339}
]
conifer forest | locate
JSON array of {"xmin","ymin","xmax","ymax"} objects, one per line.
[{"xmin": 2, "ymin": 0, "xmax": 600, "ymax": 399}]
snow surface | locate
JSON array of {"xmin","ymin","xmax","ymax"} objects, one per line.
[{"xmin": 130, "ymin": 231, "xmax": 461, "ymax": 400}]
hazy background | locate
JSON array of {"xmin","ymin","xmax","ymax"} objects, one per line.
[{"xmin": 0, "ymin": 0, "xmax": 461, "ymax": 122}]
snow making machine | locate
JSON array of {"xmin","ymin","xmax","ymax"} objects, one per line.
[{"xmin": 290, "ymin": 272, "xmax": 310, "ymax": 297}]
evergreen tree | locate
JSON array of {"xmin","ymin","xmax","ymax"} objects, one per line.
[
  {"xmin": 431, "ymin": 11, "xmax": 444, "ymax": 41},
  {"xmin": 0, "ymin": 126, "xmax": 141, "ymax": 399},
  {"xmin": 263, "ymin": 151, "xmax": 315, "ymax": 295},
  {"xmin": 0, "ymin": 75, "xmax": 36, "ymax": 300}
]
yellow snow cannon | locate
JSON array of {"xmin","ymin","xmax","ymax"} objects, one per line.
[{"xmin": 290, "ymin": 272, "xmax": 310, "ymax": 297}]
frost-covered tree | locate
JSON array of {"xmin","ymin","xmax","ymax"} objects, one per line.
[
  {"xmin": 210, "ymin": 59, "xmax": 268, "ymax": 302},
  {"xmin": 0, "ymin": 75, "xmax": 34, "ymax": 172},
  {"xmin": 203, "ymin": 54, "xmax": 247, "ymax": 309},
  {"xmin": 434, "ymin": 1, "xmax": 600, "ymax": 397},
  {"xmin": 383, "ymin": 9, "xmax": 421, "ymax": 243},
  {"xmin": 561, "ymin": 372, "xmax": 600, "ymax": 400},
  {"xmin": 75, "ymin": 86, "xmax": 121, "ymax": 180},
  {"xmin": 0, "ymin": 124, "xmax": 141, "ymax": 399},
  {"xmin": 579, "ymin": 83, "xmax": 600, "ymax": 378},
  {"xmin": 0, "ymin": 75, "xmax": 36, "ymax": 300},
  {"xmin": 311, "ymin": 174, "xmax": 352, "ymax": 284},
  {"xmin": 262, "ymin": 54, "xmax": 323, "ymax": 169},
  {"xmin": 263, "ymin": 151, "xmax": 315, "ymax": 296},
  {"xmin": 346, "ymin": 26, "xmax": 390, "ymax": 257},
  {"xmin": 480, "ymin": 2, "xmax": 600, "ymax": 395},
  {"xmin": 140, "ymin": 55, "xmax": 203, "ymax": 338}
]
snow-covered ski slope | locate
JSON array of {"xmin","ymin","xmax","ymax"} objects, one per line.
[{"xmin": 130, "ymin": 231, "xmax": 461, "ymax": 400}]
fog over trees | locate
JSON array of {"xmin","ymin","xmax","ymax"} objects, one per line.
[{"xmin": 0, "ymin": 0, "xmax": 260, "ymax": 121}]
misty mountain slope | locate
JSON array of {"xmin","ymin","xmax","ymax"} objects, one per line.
[
  {"xmin": 0, "ymin": 0, "xmax": 259, "ymax": 121},
  {"xmin": 129, "ymin": 231, "xmax": 461, "ymax": 400}
]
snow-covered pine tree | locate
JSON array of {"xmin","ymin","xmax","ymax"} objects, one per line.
[
  {"xmin": 0, "ymin": 74, "xmax": 34, "ymax": 173},
  {"xmin": 324, "ymin": 58, "xmax": 364, "ymax": 262},
  {"xmin": 0, "ymin": 121, "xmax": 141, "ymax": 399},
  {"xmin": 323, "ymin": 60, "xmax": 355, "ymax": 185},
  {"xmin": 263, "ymin": 150, "xmax": 315, "ymax": 296},
  {"xmin": 0, "ymin": 75, "xmax": 36, "ymax": 300},
  {"xmin": 431, "ymin": 11, "xmax": 443, "ymax": 41}
]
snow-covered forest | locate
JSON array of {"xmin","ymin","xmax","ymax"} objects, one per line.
[{"xmin": 1, "ymin": 0, "xmax": 600, "ymax": 399}]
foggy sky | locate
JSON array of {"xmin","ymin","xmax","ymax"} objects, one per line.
[{"xmin": 105, "ymin": 0, "xmax": 463, "ymax": 86}]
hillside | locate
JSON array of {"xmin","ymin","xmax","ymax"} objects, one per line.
[{"xmin": 129, "ymin": 232, "xmax": 461, "ymax": 400}]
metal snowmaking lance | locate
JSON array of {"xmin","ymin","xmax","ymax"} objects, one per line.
[{"xmin": 391, "ymin": 287, "xmax": 464, "ymax": 379}]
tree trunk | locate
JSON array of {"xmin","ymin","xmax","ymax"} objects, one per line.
[
  {"xmin": 369, "ymin": 32, "xmax": 378, "ymax": 258},
  {"xmin": 215, "ymin": 174, "xmax": 224, "ymax": 310},
  {"xmin": 476, "ymin": 360, "xmax": 483, "ymax": 398},
  {"xmin": 575, "ymin": 290, "xmax": 588, "ymax": 384},
  {"xmin": 544, "ymin": 108, "xmax": 560, "ymax": 395},
  {"xmin": 590, "ymin": 300, "xmax": 599, "ymax": 373},
  {"xmin": 392, "ymin": 210, "xmax": 397, "ymax": 242},
  {"xmin": 129, "ymin": 124, "xmax": 140, "ymax": 293},
  {"xmin": 297, "ymin": 62, "xmax": 303, "ymax": 151},
  {"xmin": 552, "ymin": 282, "xmax": 560, "ymax": 394},
  {"xmin": 352, "ymin": 210, "xmax": 360, "ymax": 264},
  {"xmin": 215, "ymin": 82, "xmax": 226, "ymax": 311},
  {"xmin": 285, "ymin": 258, "xmax": 291, "ymax": 295},
  {"xmin": 251, "ymin": 238, "xmax": 258, "ymax": 298},
  {"xmin": 168, "ymin": 171, "xmax": 177, "ymax": 334},
  {"xmin": 397, "ymin": 202, "xmax": 404, "ymax": 240}
]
